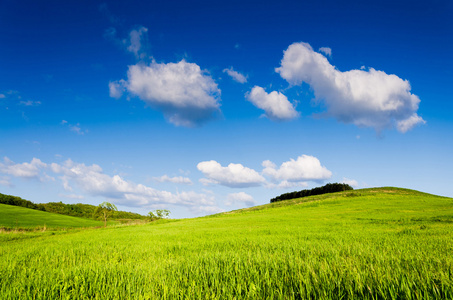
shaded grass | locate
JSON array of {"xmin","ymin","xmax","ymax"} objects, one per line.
[{"xmin": 1, "ymin": 188, "xmax": 452, "ymax": 299}]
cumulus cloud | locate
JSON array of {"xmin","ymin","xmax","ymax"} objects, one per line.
[
  {"xmin": 0, "ymin": 94, "xmax": 5, "ymax": 99},
  {"xmin": 0, "ymin": 157, "xmax": 221, "ymax": 214},
  {"xmin": 223, "ymin": 67, "xmax": 247, "ymax": 83},
  {"xmin": 111, "ymin": 60, "xmax": 221, "ymax": 127},
  {"xmin": 275, "ymin": 42, "xmax": 425, "ymax": 132},
  {"xmin": 262, "ymin": 155, "xmax": 332, "ymax": 183},
  {"xmin": 0, "ymin": 157, "xmax": 48, "ymax": 180},
  {"xmin": 153, "ymin": 174, "xmax": 192, "ymax": 185},
  {"xmin": 226, "ymin": 192, "xmax": 256, "ymax": 207},
  {"xmin": 49, "ymin": 159, "xmax": 216, "ymax": 209},
  {"xmin": 318, "ymin": 47, "xmax": 332, "ymax": 57},
  {"xmin": 197, "ymin": 160, "xmax": 266, "ymax": 188},
  {"xmin": 246, "ymin": 86, "xmax": 299, "ymax": 121}
]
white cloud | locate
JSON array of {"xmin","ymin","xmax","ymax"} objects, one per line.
[
  {"xmin": 50, "ymin": 159, "xmax": 218, "ymax": 210},
  {"xmin": 341, "ymin": 177, "xmax": 359, "ymax": 188},
  {"xmin": 226, "ymin": 192, "xmax": 256, "ymax": 207},
  {"xmin": 0, "ymin": 94, "xmax": 5, "ymax": 99},
  {"xmin": 104, "ymin": 25, "xmax": 149, "ymax": 60},
  {"xmin": 0, "ymin": 157, "xmax": 47, "ymax": 179},
  {"xmin": 61, "ymin": 120, "xmax": 88, "ymax": 135},
  {"xmin": 223, "ymin": 67, "xmax": 247, "ymax": 83},
  {"xmin": 246, "ymin": 86, "xmax": 299, "ymax": 121},
  {"xmin": 111, "ymin": 60, "xmax": 221, "ymax": 127},
  {"xmin": 197, "ymin": 160, "xmax": 266, "ymax": 188},
  {"xmin": 318, "ymin": 47, "xmax": 332, "ymax": 57},
  {"xmin": 109, "ymin": 81, "xmax": 125, "ymax": 99},
  {"xmin": 0, "ymin": 157, "xmax": 222, "ymax": 215},
  {"xmin": 126, "ymin": 26, "xmax": 149, "ymax": 59},
  {"xmin": 262, "ymin": 155, "xmax": 332, "ymax": 182},
  {"xmin": 275, "ymin": 42, "xmax": 425, "ymax": 132},
  {"xmin": 396, "ymin": 114, "xmax": 426, "ymax": 133},
  {"xmin": 153, "ymin": 175, "xmax": 192, "ymax": 185}
]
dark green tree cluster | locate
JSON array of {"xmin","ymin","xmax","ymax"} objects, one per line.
[
  {"xmin": 0, "ymin": 194, "xmax": 45, "ymax": 210},
  {"xmin": 270, "ymin": 183, "xmax": 353, "ymax": 203},
  {"xmin": 42, "ymin": 202, "xmax": 95, "ymax": 217}
]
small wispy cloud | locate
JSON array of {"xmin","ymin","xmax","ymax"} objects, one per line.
[
  {"xmin": 223, "ymin": 67, "xmax": 247, "ymax": 83},
  {"xmin": 19, "ymin": 100, "xmax": 41, "ymax": 106},
  {"xmin": 318, "ymin": 47, "xmax": 332, "ymax": 57},
  {"xmin": 61, "ymin": 120, "xmax": 88, "ymax": 135}
]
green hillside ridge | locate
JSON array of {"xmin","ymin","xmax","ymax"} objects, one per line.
[
  {"xmin": 0, "ymin": 203, "xmax": 104, "ymax": 229},
  {"xmin": 1, "ymin": 187, "xmax": 452, "ymax": 299},
  {"xmin": 225, "ymin": 186, "xmax": 451, "ymax": 215},
  {"xmin": 0, "ymin": 192, "xmax": 147, "ymax": 221}
]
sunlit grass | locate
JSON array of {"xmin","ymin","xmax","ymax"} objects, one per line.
[{"xmin": 1, "ymin": 188, "xmax": 452, "ymax": 299}]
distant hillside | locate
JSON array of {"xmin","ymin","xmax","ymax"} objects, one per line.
[
  {"xmin": 0, "ymin": 203, "xmax": 103, "ymax": 229},
  {"xmin": 224, "ymin": 186, "xmax": 448, "ymax": 215},
  {"xmin": 0, "ymin": 192, "xmax": 146, "ymax": 221}
]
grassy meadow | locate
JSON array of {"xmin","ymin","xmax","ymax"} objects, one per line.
[
  {"xmin": 0, "ymin": 203, "xmax": 104, "ymax": 230},
  {"xmin": 1, "ymin": 187, "xmax": 452, "ymax": 299}
]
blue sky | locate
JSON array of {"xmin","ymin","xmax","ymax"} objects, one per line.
[{"xmin": 1, "ymin": 0, "xmax": 452, "ymax": 218}]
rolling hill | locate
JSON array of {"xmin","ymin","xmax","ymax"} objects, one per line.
[
  {"xmin": 1, "ymin": 187, "xmax": 452, "ymax": 299},
  {"xmin": 0, "ymin": 203, "xmax": 104, "ymax": 229}
]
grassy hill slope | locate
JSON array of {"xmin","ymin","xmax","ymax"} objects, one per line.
[
  {"xmin": 0, "ymin": 203, "xmax": 104, "ymax": 229},
  {"xmin": 1, "ymin": 187, "xmax": 452, "ymax": 299}
]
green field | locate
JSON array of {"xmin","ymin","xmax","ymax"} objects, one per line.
[
  {"xmin": 0, "ymin": 203, "xmax": 104, "ymax": 229},
  {"xmin": 1, "ymin": 188, "xmax": 452, "ymax": 299}
]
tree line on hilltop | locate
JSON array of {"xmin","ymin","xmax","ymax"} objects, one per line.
[
  {"xmin": 270, "ymin": 183, "xmax": 353, "ymax": 203},
  {"xmin": 0, "ymin": 193, "xmax": 146, "ymax": 220}
]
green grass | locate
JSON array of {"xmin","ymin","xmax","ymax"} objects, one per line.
[
  {"xmin": 1, "ymin": 187, "xmax": 452, "ymax": 299},
  {"xmin": 0, "ymin": 203, "xmax": 104, "ymax": 229}
]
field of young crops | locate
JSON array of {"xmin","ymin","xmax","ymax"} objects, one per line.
[{"xmin": 1, "ymin": 188, "xmax": 452, "ymax": 299}]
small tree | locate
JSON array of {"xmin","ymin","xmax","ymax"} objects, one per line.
[
  {"xmin": 95, "ymin": 202, "xmax": 118, "ymax": 227},
  {"xmin": 148, "ymin": 209, "xmax": 170, "ymax": 221}
]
